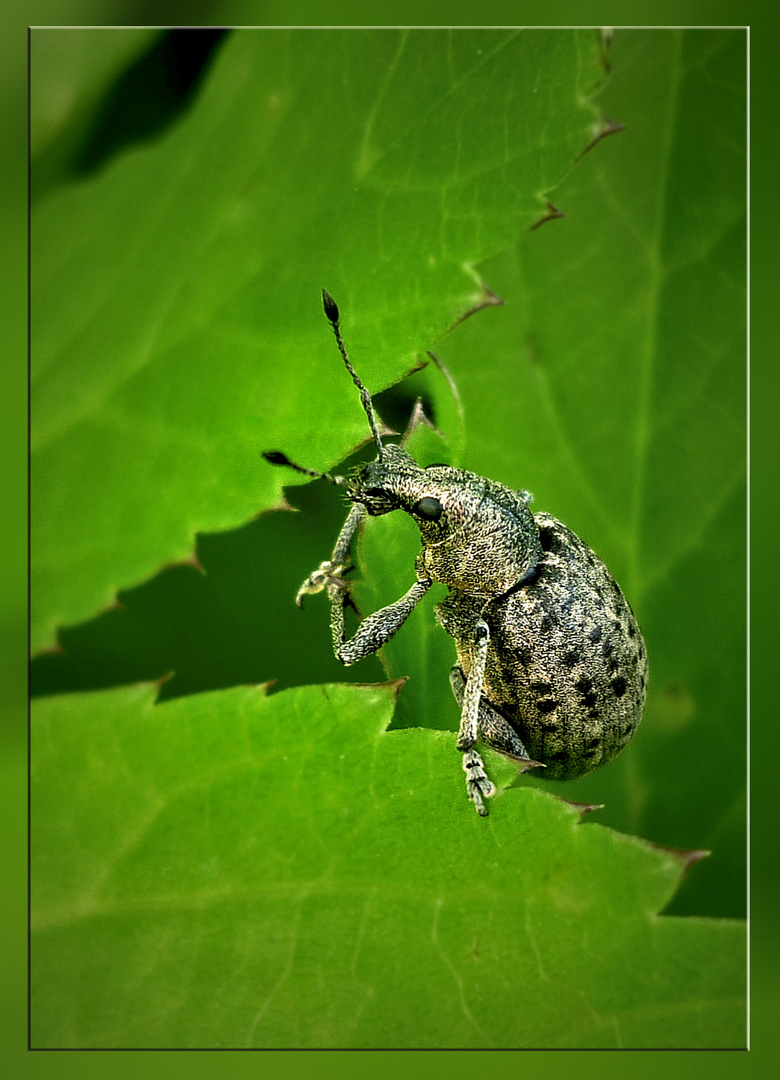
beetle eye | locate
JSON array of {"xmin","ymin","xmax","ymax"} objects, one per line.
[{"xmin": 414, "ymin": 496, "xmax": 443, "ymax": 522}]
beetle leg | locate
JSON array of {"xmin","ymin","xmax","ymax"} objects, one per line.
[
  {"xmin": 297, "ymin": 500, "xmax": 433, "ymax": 665},
  {"xmin": 451, "ymin": 619, "xmax": 495, "ymax": 814},
  {"xmin": 450, "ymin": 665, "xmax": 544, "ymax": 768},
  {"xmin": 461, "ymin": 749, "xmax": 494, "ymax": 817},
  {"xmin": 296, "ymin": 503, "xmax": 367, "ymax": 606},
  {"xmin": 332, "ymin": 576, "xmax": 432, "ymax": 665},
  {"xmin": 450, "ymin": 655, "xmax": 544, "ymax": 814},
  {"xmin": 454, "ymin": 620, "xmax": 490, "ymax": 752}
]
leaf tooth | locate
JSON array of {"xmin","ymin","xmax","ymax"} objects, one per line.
[
  {"xmin": 152, "ymin": 671, "xmax": 174, "ymax": 696},
  {"xmin": 446, "ymin": 282, "xmax": 506, "ymax": 331},
  {"xmin": 649, "ymin": 843, "xmax": 711, "ymax": 879},
  {"xmin": 183, "ymin": 550, "xmax": 206, "ymax": 573},
  {"xmin": 551, "ymin": 797, "xmax": 605, "ymax": 820},
  {"xmin": 580, "ymin": 112, "xmax": 625, "ymax": 159},
  {"xmin": 350, "ymin": 675, "xmax": 409, "ymax": 702},
  {"xmin": 528, "ymin": 201, "xmax": 567, "ymax": 232}
]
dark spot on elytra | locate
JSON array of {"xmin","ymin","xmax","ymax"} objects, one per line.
[
  {"xmin": 628, "ymin": 624, "xmax": 636, "ymax": 638},
  {"xmin": 531, "ymin": 681, "xmax": 552, "ymax": 695},
  {"xmin": 608, "ymin": 658, "xmax": 620, "ymax": 674},
  {"xmin": 540, "ymin": 614, "xmax": 556, "ymax": 633},
  {"xmin": 574, "ymin": 676, "xmax": 598, "ymax": 709},
  {"xmin": 611, "ymin": 676, "xmax": 628, "ymax": 697},
  {"xmin": 536, "ymin": 698, "xmax": 558, "ymax": 714},
  {"xmin": 517, "ymin": 647, "xmax": 532, "ymax": 667},
  {"xmin": 563, "ymin": 650, "xmax": 581, "ymax": 668},
  {"xmin": 588, "ymin": 625, "xmax": 603, "ymax": 644},
  {"xmin": 602, "ymin": 639, "xmax": 614, "ymax": 657},
  {"xmin": 587, "ymin": 737, "xmax": 600, "ymax": 749}
]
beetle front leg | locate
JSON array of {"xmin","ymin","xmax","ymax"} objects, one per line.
[
  {"xmin": 296, "ymin": 503, "xmax": 367, "ymax": 607},
  {"xmin": 331, "ymin": 576, "xmax": 433, "ymax": 665},
  {"xmin": 295, "ymin": 500, "xmax": 433, "ymax": 664}
]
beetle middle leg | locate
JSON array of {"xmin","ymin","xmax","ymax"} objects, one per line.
[
  {"xmin": 450, "ymin": 619, "xmax": 495, "ymax": 815},
  {"xmin": 451, "ymin": 626, "xmax": 543, "ymax": 815}
]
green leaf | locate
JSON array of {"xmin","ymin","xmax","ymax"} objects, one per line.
[
  {"xmin": 493, "ymin": 31, "xmax": 745, "ymax": 916},
  {"xmin": 31, "ymin": 683, "xmax": 745, "ymax": 1049},
  {"xmin": 353, "ymin": 28, "xmax": 747, "ymax": 919},
  {"xmin": 30, "ymin": 28, "xmax": 746, "ymax": 1048},
  {"xmin": 31, "ymin": 27, "xmax": 607, "ymax": 653}
]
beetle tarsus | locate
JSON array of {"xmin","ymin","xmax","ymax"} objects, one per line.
[{"xmin": 462, "ymin": 748, "xmax": 495, "ymax": 815}]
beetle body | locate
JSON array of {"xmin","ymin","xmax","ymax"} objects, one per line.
[
  {"xmin": 436, "ymin": 514, "xmax": 647, "ymax": 781},
  {"xmin": 264, "ymin": 291, "xmax": 647, "ymax": 813},
  {"xmin": 352, "ymin": 447, "xmax": 647, "ymax": 782}
]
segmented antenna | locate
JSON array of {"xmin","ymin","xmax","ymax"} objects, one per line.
[
  {"xmin": 262, "ymin": 450, "xmax": 347, "ymax": 487},
  {"xmin": 321, "ymin": 289, "xmax": 384, "ymax": 460}
]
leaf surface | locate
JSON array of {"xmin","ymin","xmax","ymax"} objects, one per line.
[
  {"xmin": 30, "ymin": 28, "xmax": 747, "ymax": 1048},
  {"xmin": 31, "ymin": 28, "xmax": 607, "ymax": 652},
  {"xmin": 353, "ymin": 29, "xmax": 747, "ymax": 919},
  {"xmin": 31, "ymin": 683, "xmax": 745, "ymax": 1049}
]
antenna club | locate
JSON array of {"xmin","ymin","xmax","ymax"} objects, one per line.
[
  {"xmin": 322, "ymin": 289, "xmax": 340, "ymax": 326},
  {"xmin": 263, "ymin": 450, "xmax": 294, "ymax": 467},
  {"xmin": 262, "ymin": 449, "xmax": 347, "ymax": 487}
]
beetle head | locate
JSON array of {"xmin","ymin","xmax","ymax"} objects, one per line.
[{"xmin": 349, "ymin": 445, "xmax": 486, "ymax": 536}]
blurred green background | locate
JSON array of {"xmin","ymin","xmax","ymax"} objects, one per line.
[{"xmin": 18, "ymin": 14, "xmax": 756, "ymax": 1059}]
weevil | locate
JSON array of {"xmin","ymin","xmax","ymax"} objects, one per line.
[{"xmin": 264, "ymin": 290, "xmax": 648, "ymax": 815}]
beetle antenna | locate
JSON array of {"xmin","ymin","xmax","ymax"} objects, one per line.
[
  {"xmin": 322, "ymin": 289, "xmax": 384, "ymax": 460},
  {"xmin": 262, "ymin": 450, "xmax": 348, "ymax": 487}
]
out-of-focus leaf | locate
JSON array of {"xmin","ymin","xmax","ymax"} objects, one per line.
[{"xmin": 30, "ymin": 27, "xmax": 158, "ymax": 159}]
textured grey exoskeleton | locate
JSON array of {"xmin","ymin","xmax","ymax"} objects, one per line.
[{"xmin": 264, "ymin": 291, "xmax": 648, "ymax": 815}]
